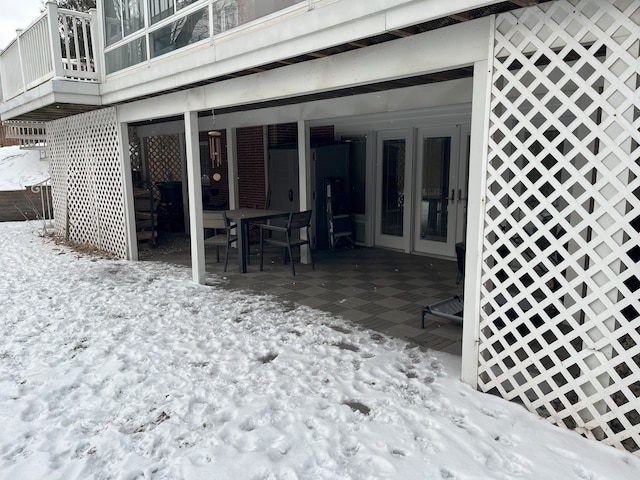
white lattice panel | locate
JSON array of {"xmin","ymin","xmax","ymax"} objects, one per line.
[
  {"xmin": 143, "ymin": 134, "xmax": 183, "ymax": 205},
  {"xmin": 47, "ymin": 108, "xmax": 128, "ymax": 258},
  {"xmin": 480, "ymin": 0, "xmax": 640, "ymax": 454},
  {"xmin": 48, "ymin": 120, "xmax": 69, "ymax": 238}
]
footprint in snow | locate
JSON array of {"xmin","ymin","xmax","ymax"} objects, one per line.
[
  {"xmin": 481, "ymin": 406, "xmax": 508, "ymax": 419},
  {"xmin": 440, "ymin": 467, "xmax": 457, "ymax": 479},
  {"xmin": 449, "ymin": 414, "xmax": 481, "ymax": 436},
  {"xmin": 573, "ymin": 463, "xmax": 597, "ymax": 480},
  {"xmin": 20, "ymin": 399, "xmax": 45, "ymax": 422}
]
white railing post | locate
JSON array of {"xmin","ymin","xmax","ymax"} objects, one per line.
[
  {"xmin": 31, "ymin": 178, "xmax": 54, "ymax": 235},
  {"xmin": 46, "ymin": 0, "xmax": 64, "ymax": 78},
  {"xmin": 15, "ymin": 29, "xmax": 27, "ymax": 94},
  {"xmin": 91, "ymin": 7, "xmax": 105, "ymax": 83}
]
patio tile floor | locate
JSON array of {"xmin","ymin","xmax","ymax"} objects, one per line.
[{"xmin": 140, "ymin": 234, "xmax": 464, "ymax": 355}]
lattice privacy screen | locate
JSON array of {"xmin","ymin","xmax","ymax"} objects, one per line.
[
  {"xmin": 479, "ymin": 0, "xmax": 640, "ymax": 454},
  {"xmin": 48, "ymin": 108, "xmax": 128, "ymax": 258},
  {"xmin": 145, "ymin": 134, "xmax": 183, "ymax": 203}
]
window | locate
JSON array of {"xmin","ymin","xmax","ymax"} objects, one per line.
[
  {"xmin": 177, "ymin": 0, "xmax": 201, "ymax": 10},
  {"xmin": 149, "ymin": 0, "xmax": 175, "ymax": 25},
  {"xmin": 104, "ymin": 0, "xmax": 123, "ymax": 46},
  {"xmin": 105, "ymin": 36, "xmax": 147, "ymax": 74},
  {"xmin": 213, "ymin": 0, "xmax": 238, "ymax": 34},
  {"xmin": 123, "ymin": 0, "xmax": 145, "ymax": 36},
  {"xmin": 150, "ymin": 7, "xmax": 209, "ymax": 58},
  {"xmin": 104, "ymin": 0, "xmax": 145, "ymax": 46}
]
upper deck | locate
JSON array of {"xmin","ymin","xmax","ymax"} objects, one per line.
[{"xmin": 0, "ymin": 0, "xmax": 546, "ymax": 123}]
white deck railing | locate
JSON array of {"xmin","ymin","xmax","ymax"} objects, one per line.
[
  {"xmin": 3, "ymin": 120, "xmax": 47, "ymax": 149},
  {"xmin": 30, "ymin": 178, "xmax": 54, "ymax": 235},
  {"xmin": 0, "ymin": 1, "xmax": 97, "ymax": 103}
]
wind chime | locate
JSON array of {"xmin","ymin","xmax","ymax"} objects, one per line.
[{"xmin": 208, "ymin": 130, "xmax": 222, "ymax": 167}]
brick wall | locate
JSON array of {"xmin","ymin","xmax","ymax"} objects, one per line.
[
  {"xmin": 0, "ymin": 187, "xmax": 52, "ymax": 222},
  {"xmin": 310, "ymin": 125, "xmax": 336, "ymax": 144},
  {"xmin": 266, "ymin": 124, "xmax": 336, "ymax": 146},
  {"xmin": 268, "ymin": 123, "xmax": 297, "ymax": 147},
  {"xmin": 235, "ymin": 124, "xmax": 337, "ymax": 209}
]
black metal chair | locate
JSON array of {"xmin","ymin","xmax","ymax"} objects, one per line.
[
  {"xmin": 259, "ymin": 210, "xmax": 314, "ymax": 275},
  {"xmin": 326, "ymin": 178, "xmax": 353, "ymax": 249},
  {"xmin": 203, "ymin": 210, "xmax": 237, "ymax": 272}
]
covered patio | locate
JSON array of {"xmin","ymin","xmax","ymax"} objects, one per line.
[{"xmin": 140, "ymin": 239, "xmax": 463, "ymax": 355}]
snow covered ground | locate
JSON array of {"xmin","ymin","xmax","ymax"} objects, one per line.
[
  {"xmin": 0, "ymin": 146, "xmax": 49, "ymax": 191},
  {"xmin": 1, "ymin": 221, "xmax": 638, "ymax": 479}
]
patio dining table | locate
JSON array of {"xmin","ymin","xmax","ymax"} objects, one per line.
[{"xmin": 224, "ymin": 208, "xmax": 290, "ymax": 273}]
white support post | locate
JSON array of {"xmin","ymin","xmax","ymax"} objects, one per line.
[
  {"xmin": 227, "ymin": 127, "xmax": 239, "ymax": 210},
  {"xmin": 185, "ymin": 111, "xmax": 206, "ymax": 284},
  {"xmin": 117, "ymin": 119, "xmax": 138, "ymax": 261},
  {"xmin": 297, "ymin": 120, "xmax": 312, "ymax": 264},
  {"xmin": 460, "ymin": 56, "xmax": 493, "ymax": 388},
  {"xmin": 46, "ymin": 0, "xmax": 64, "ymax": 78}
]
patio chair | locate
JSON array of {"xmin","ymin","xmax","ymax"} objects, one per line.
[
  {"xmin": 326, "ymin": 178, "xmax": 354, "ymax": 249},
  {"xmin": 259, "ymin": 210, "xmax": 314, "ymax": 276},
  {"xmin": 203, "ymin": 210, "xmax": 237, "ymax": 272}
]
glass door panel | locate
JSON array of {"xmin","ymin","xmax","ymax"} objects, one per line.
[
  {"xmin": 381, "ymin": 138, "xmax": 405, "ymax": 236},
  {"xmin": 419, "ymin": 136, "xmax": 450, "ymax": 242},
  {"xmin": 414, "ymin": 126, "xmax": 461, "ymax": 257},
  {"xmin": 376, "ymin": 130, "xmax": 412, "ymax": 250}
]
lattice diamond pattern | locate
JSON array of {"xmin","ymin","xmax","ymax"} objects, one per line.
[
  {"xmin": 145, "ymin": 134, "xmax": 183, "ymax": 202},
  {"xmin": 47, "ymin": 108, "xmax": 128, "ymax": 258},
  {"xmin": 480, "ymin": 0, "xmax": 640, "ymax": 454},
  {"xmin": 48, "ymin": 121, "xmax": 69, "ymax": 238}
]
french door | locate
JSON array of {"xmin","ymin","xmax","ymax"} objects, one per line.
[
  {"xmin": 375, "ymin": 130, "xmax": 413, "ymax": 250},
  {"xmin": 413, "ymin": 126, "xmax": 468, "ymax": 257},
  {"xmin": 373, "ymin": 126, "xmax": 468, "ymax": 257}
]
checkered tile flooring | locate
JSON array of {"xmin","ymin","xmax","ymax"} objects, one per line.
[{"xmin": 140, "ymin": 235, "xmax": 463, "ymax": 355}]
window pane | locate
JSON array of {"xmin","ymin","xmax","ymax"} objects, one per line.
[
  {"xmin": 213, "ymin": 0, "xmax": 304, "ymax": 35},
  {"xmin": 213, "ymin": 0, "xmax": 238, "ymax": 34},
  {"xmin": 105, "ymin": 37, "xmax": 147, "ymax": 74},
  {"xmin": 381, "ymin": 139, "xmax": 406, "ymax": 237},
  {"xmin": 149, "ymin": 0, "xmax": 175, "ymax": 25},
  {"xmin": 254, "ymin": 0, "xmax": 303, "ymax": 18},
  {"xmin": 177, "ymin": 0, "xmax": 202, "ymax": 10},
  {"xmin": 150, "ymin": 8, "xmax": 209, "ymax": 58},
  {"xmin": 123, "ymin": 0, "xmax": 145, "ymax": 36},
  {"xmin": 104, "ymin": 0, "xmax": 123, "ymax": 46},
  {"xmin": 420, "ymin": 137, "xmax": 450, "ymax": 242}
]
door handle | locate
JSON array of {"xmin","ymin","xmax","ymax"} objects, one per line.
[
  {"xmin": 450, "ymin": 189, "xmax": 455, "ymax": 203},
  {"xmin": 288, "ymin": 189, "xmax": 294, "ymax": 202}
]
